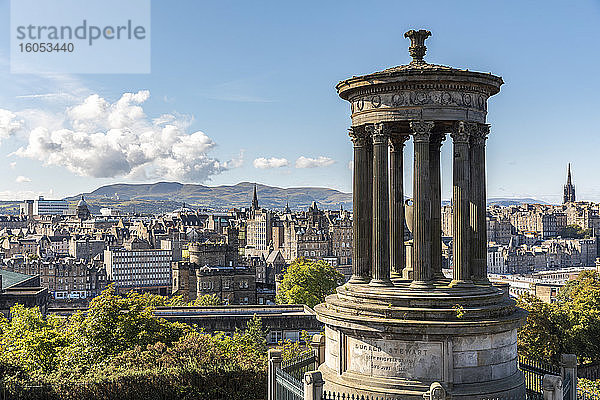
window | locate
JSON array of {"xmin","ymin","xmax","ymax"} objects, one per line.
[{"xmin": 269, "ymin": 330, "xmax": 282, "ymax": 344}]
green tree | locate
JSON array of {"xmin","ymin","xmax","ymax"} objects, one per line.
[
  {"xmin": 192, "ymin": 294, "xmax": 223, "ymax": 306},
  {"xmin": 276, "ymin": 258, "xmax": 343, "ymax": 308},
  {"xmin": 61, "ymin": 285, "xmax": 191, "ymax": 367},
  {"xmin": 558, "ymin": 224, "xmax": 593, "ymax": 239},
  {"xmin": 515, "ymin": 293, "xmax": 568, "ymax": 363},
  {"xmin": 517, "ymin": 270, "xmax": 600, "ymax": 364},
  {"xmin": 0, "ymin": 304, "xmax": 68, "ymax": 373},
  {"xmin": 556, "ymin": 270, "xmax": 600, "ymax": 362},
  {"xmin": 0, "ymin": 286, "xmax": 270, "ymax": 399}
]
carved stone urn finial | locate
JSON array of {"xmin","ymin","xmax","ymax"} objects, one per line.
[{"xmin": 404, "ymin": 29, "xmax": 432, "ymax": 65}]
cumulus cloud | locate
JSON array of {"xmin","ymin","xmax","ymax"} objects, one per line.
[
  {"xmin": 223, "ymin": 150, "xmax": 245, "ymax": 169},
  {"xmin": 14, "ymin": 90, "xmax": 232, "ymax": 182},
  {"xmin": 295, "ymin": 156, "xmax": 335, "ymax": 168},
  {"xmin": 0, "ymin": 109, "xmax": 24, "ymax": 143},
  {"xmin": 15, "ymin": 175, "xmax": 31, "ymax": 183},
  {"xmin": 253, "ymin": 157, "xmax": 289, "ymax": 169}
]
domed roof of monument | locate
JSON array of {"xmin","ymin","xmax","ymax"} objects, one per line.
[
  {"xmin": 77, "ymin": 195, "xmax": 87, "ymax": 207},
  {"xmin": 336, "ymin": 29, "xmax": 503, "ymax": 100}
]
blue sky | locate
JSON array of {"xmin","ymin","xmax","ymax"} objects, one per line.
[{"xmin": 0, "ymin": 0, "xmax": 599, "ymax": 204}]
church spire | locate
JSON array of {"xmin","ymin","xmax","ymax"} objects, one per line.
[
  {"xmin": 563, "ymin": 163, "xmax": 576, "ymax": 204},
  {"xmin": 252, "ymin": 184, "xmax": 259, "ymax": 210}
]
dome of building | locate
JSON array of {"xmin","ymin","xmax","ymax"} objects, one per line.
[{"xmin": 75, "ymin": 195, "xmax": 91, "ymax": 220}]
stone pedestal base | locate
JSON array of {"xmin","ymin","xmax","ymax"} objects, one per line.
[{"xmin": 314, "ymin": 282, "xmax": 526, "ymax": 399}]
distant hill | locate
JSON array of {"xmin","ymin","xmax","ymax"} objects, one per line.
[
  {"xmin": 0, "ymin": 185, "xmax": 551, "ymax": 215},
  {"xmin": 441, "ymin": 197, "xmax": 549, "ymax": 207},
  {"xmin": 486, "ymin": 197, "xmax": 550, "ymax": 206},
  {"xmin": 65, "ymin": 182, "xmax": 353, "ymax": 214}
]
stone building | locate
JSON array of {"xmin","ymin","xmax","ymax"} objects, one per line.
[
  {"xmin": 69, "ymin": 236, "xmax": 106, "ymax": 261},
  {"xmin": 487, "ymin": 214, "xmax": 513, "ymax": 245},
  {"xmin": 441, "ymin": 204, "xmax": 453, "ymax": 237},
  {"xmin": 245, "ymin": 187, "xmax": 273, "ymax": 256},
  {"xmin": 189, "ymin": 242, "xmax": 238, "ymax": 267},
  {"xmin": 327, "ymin": 208, "xmax": 353, "ymax": 266},
  {"xmin": 2, "ymin": 256, "xmax": 107, "ymax": 301},
  {"xmin": 172, "ymin": 261, "xmax": 257, "ymax": 305},
  {"xmin": 563, "ymin": 202, "xmax": 600, "ymax": 231},
  {"xmin": 296, "ymin": 226, "xmax": 330, "ymax": 260},
  {"xmin": 40, "ymin": 235, "xmax": 71, "ymax": 257},
  {"xmin": 487, "ymin": 243, "xmax": 506, "ymax": 274},
  {"xmin": 195, "ymin": 265, "xmax": 256, "ymax": 305}
]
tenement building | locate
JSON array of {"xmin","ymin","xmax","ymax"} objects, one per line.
[{"xmin": 314, "ymin": 30, "xmax": 526, "ymax": 399}]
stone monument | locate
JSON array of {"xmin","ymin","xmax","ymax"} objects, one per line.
[{"xmin": 314, "ymin": 29, "xmax": 527, "ymax": 399}]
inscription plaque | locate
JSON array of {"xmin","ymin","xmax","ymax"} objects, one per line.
[{"xmin": 346, "ymin": 337, "xmax": 444, "ymax": 381}]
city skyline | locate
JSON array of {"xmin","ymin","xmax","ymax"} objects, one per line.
[{"xmin": 0, "ymin": 0, "xmax": 599, "ymax": 204}]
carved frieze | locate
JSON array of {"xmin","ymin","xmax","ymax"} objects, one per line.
[{"xmin": 351, "ymin": 90, "xmax": 489, "ymax": 114}]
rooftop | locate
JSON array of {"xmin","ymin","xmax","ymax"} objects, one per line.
[{"xmin": 0, "ymin": 269, "xmax": 35, "ymax": 289}]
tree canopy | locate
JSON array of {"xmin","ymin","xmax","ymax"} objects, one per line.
[
  {"xmin": 558, "ymin": 224, "xmax": 593, "ymax": 239},
  {"xmin": 0, "ymin": 285, "xmax": 266, "ymax": 399},
  {"xmin": 517, "ymin": 270, "xmax": 600, "ymax": 364},
  {"xmin": 275, "ymin": 258, "xmax": 344, "ymax": 308}
]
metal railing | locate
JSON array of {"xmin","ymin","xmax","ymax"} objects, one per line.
[
  {"xmin": 270, "ymin": 334, "xmax": 325, "ymax": 400},
  {"xmin": 579, "ymin": 363, "xmax": 600, "ymax": 381},
  {"xmin": 321, "ymin": 391, "xmax": 383, "ymax": 400},
  {"xmin": 519, "ymin": 355, "xmax": 560, "ymax": 398},
  {"xmin": 282, "ymin": 350, "xmax": 318, "ymax": 382},
  {"xmin": 276, "ymin": 368, "xmax": 304, "ymax": 400}
]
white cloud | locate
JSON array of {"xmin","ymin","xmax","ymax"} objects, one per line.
[
  {"xmin": 223, "ymin": 150, "xmax": 245, "ymax": 169},
  {"xmin": 295, "ymin": 156, "xmax": 335, "ymax": 168},
  {"xmin": 15, "ymin": 175, "xmax": 31, "ymax": 183},
  {"xmin": 253, "ymin": 157, "xmax": 289, "ymax": 169},
  {"xmin": 13, "ymin": 90, "xmax": 231, "ymax": 182},
  {"xmin": 9, "ymin": 162, "xmax": 17, "ymax": 169},
  {"xmin": 0, "ymin": 109, "xmax": 24, "ymax": 143}
]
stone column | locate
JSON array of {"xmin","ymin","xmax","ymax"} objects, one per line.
[
  {"xmin": 450, "ymin": 121, "xmax": 474, "ymax": 287},
  {"xmin": 303, "ymin": 371, "xmax": 325, "ymax": 400},
  {"xmin": 410, "ymin": 120, "xmax": 435, "ymax": 288},
  {"xmin": 389, "ymin": 133, "xmax": 409, "ymax": 277},
  {"xmin": 470, "ymin": 124, "xmax": 490, "ymax": 284},
  {"xmin": 370, "ymin": 123, "xmax": 392, "ymax": 286},
  {"xmin": 429, "ymin": 133, "xmax": 446, "ymax": 280},
  {"xmin": 349, "ymin": 126, "xmax": 372, "ymax": 284},
  {"xmin": 268, "ymin": 349, "xmax": 282, "ymax": 400},
  {"xmin": 561, "ymin": 354, "xmax": 577, "ymax": 400}
]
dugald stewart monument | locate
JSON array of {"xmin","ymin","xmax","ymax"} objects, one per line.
[{"xmin": 314, "ymin": 29, "xmax": 527, "ymax": 399}]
